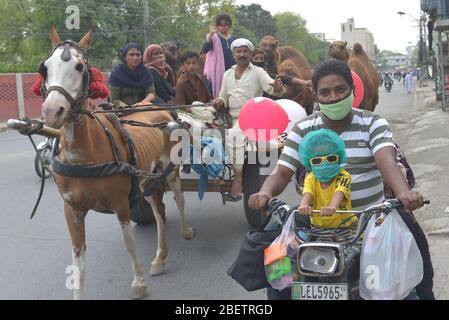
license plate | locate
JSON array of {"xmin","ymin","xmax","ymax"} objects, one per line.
[{"xmin": 291, "ymin": 282, "xmax": 349, "ymax": 300}]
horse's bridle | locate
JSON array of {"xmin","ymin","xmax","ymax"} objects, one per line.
[{"xmin": 41, "ymin": 40, "xmax": 91, "ymax": 116}]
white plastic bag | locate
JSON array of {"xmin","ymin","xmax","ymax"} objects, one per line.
[{"xmin": 359, "ymin": 209, "xmax": 423, "ymax": 300}]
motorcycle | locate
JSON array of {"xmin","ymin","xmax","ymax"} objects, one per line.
[
  {"xmin": 384, "ymin": 78, "xmax": 393, "ymax": 92},
  {"xmin": 264, "ymin": 198, "xmax": 429, "ymax": 300},
  {"xmin": 34, "ymin": 137, "xmax": 57, "ymax": 178}
]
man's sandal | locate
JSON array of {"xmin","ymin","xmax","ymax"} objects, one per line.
[{"xmin": 223, "ymin": 192, "xmax": 243, "ymax": 202}]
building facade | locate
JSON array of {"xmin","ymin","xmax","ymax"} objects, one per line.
[
  {"xmin": 406, "ymin": 45, "xmax": 418, "ymax": 67},
  {"xmin": 341, "ymin": 18, "xmax": 376, "ymax": 60},
  {"xmin": 311, "ymin": 33, "xmax": 326, "ymax": 41},
  {"xmin": 384, "ymin": 55, "xmax": 407, "ymax": 69}
]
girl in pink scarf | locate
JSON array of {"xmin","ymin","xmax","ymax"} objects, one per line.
[{"xmin": 203, "ymin": 14, "xmax": 236, "ymax": 98}]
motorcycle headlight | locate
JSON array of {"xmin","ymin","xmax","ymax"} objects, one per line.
[{"xmin": 298, "ymin": 244, "xmax": 343, "ymax": 275}]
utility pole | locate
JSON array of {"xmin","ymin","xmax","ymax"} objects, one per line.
[
  {"xmin": 398, "ymin": 11, "xmax": 426, "ymax": 86},
  {"xmin": 143, "ymin": 0, "xmax": 150, "ymax": 48}
]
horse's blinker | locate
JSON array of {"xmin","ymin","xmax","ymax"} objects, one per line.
[{"xmin": 61, "ymin": 43, "xmax": 72, "ymax": 61}]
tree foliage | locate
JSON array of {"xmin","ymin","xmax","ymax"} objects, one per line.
[
  {"xmin": 0, "ymin": 0, "xmax": 327, "ymax": 72},
  {"xmin": 274, "ymin": 11, "xmax": 327, "ymax": 66},
  {"xmin": 235, "ymin": 4, "xmax": 276, "ymax": 40}
]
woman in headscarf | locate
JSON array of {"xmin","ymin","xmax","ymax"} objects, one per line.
[
  {"xmin": 108, "ymin": 42, "xmax": 155, "ymax": 108},
  {"xmin": 143, "ymin": 44, "xmax": 176, "ymax": 104}
]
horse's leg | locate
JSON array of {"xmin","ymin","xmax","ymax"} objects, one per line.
[
  {"xmin": 64, "ymin": 203, "xmax": 87, "ymax": 300},
  {"xmin": 146, "ymin": 190, "xmax": 168, "ymax": 276},
  {"xmin": 166, "ymin": 170, "xmax": 195, "ymax": 240},
  {"xmin": 116, "ymin": 206, "xmax": 147, "ymax": 300}
]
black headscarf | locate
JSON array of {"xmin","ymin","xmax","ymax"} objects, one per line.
[{"xmin": 108, "ymin": 43, "xmax": 154, "ymax": 88}]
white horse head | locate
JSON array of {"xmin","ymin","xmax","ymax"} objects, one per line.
[{"xmin": 42, "ymin": 26, "xmax": 92, "ymax": 128}]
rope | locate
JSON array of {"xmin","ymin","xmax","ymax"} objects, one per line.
[
  {"xmin": 28, "ymin": 135, "xmax": 46, "ymax": 220},
  {"xmin": 82, "ymin": 102, "xmax": 214, "ymax": 116},
  {"xmin": 120, "ymin": 119, "xmax": 168, "ymax": 128}
]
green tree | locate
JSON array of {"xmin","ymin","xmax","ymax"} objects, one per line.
[
  {"xmin": 235, "ymin": 4, "xmax": 276, "ymax": 40},
  {"xmin": 274, "ymin": 11, "xmax": 327, "ymax": 66},
  {"xmin": 0, "ymin": 0, "xmax": 328, "ymax": 72},
  {"xmin": 0, "ymin": 0, "xmax": 147, "ymax": 72}
]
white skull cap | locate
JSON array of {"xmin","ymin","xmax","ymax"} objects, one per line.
[{"xmin": 231, "ymin": 38, "xmax": 254, "ymax": 52}]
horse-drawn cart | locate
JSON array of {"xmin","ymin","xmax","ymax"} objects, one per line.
[
  {"xmin": 131, "ymin": 149, "xmax": 279, "ymax": 228},
  {"xmin": 130, "ymin": 111, "xmax": 285, "ymax": 228}
]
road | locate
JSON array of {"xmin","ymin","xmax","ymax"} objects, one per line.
[
  {"xmin": 0, "ymin": 79, "xmax": 447, "ymax": 300},
  {"xmin": 0, "ymin": 123, "xmax": 298, "ymax": 300}
]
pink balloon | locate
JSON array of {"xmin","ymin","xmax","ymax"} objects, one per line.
[
  {"xmin": 238, "ymin": 97, "xmax": 289, "ymax": 142},
  {"xmin": 352, "ymin": 71, "xmax": 364, "ymax": 108}
]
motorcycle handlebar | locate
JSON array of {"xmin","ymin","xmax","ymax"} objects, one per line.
[
  {"xmin": 265, "ymin": 198, "xmax": 430, "ymax": 244},
  {"xmin": 266, "ymin": 198, "xmax": 430, "ymax": 216}
]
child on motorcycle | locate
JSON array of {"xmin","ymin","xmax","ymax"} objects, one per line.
[{"xmin": 297, "ymin": 128, "xmax": 357, "ymax": 229}]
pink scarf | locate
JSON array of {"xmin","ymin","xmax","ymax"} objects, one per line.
[{"xmin": 204, "ymin": 33, "xmax": 225, "ymax": 99}]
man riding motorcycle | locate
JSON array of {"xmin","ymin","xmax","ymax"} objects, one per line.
[
  {"xmin": 249, "ymin": 59, "xmax": 435, "ymax": 300},
  {"xmin": 384, "ymin": 73, "xmax": 394, "ymax": 92}
]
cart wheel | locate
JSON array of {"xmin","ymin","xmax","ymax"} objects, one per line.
[
  {"xmin": 131, "ymin": 198, "xmax": 155, "ymax": 225},
  {"xmin": 243, "ymin": 162, "xmax": 268, "ymax": 228}
]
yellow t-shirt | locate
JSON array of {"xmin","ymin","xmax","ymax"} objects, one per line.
[{"xmin": 303, "ymin": 169, "xmax": 357, "ymax": 229}]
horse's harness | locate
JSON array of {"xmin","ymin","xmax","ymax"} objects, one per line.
[
  {"xmin": 40, "ymin": 40, "xmax": 177, "ymax": 212},
  {"xmin": 39, "ymin": 40, "xmax": 91, "ymax": 116}
]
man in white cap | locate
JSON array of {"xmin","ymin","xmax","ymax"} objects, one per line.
[{"xmin": 212, "ymin": 37, "xmax": 285, "ymax": 202}]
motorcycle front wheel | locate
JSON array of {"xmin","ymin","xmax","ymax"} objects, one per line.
[{"xmin": 34, "ymin": 147, "xmax": 52, "ymax": 179}]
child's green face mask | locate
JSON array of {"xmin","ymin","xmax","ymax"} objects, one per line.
[{"xmin": 312, "ymin": 160, "xmax": 341, "ymax": 183}]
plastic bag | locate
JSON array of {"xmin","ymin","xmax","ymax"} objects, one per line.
[
  {"xmin": 264, "ymin": 212, "xmax": 299, "ymax": 291},
  {"xmin": 359, "ymin": 209, "xmax": 423, "ymax": 300}
]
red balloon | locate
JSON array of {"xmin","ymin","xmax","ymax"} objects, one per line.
[
  {"xmin": 352, "ymin": 71, "xmax": 364, "ymax": 108},
  {"xmin": 238, "ymin": 97, "xmax": 289, "ymax": 142}
]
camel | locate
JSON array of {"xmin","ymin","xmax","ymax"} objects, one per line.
[
  {"xmin": 328, "ymin": 41, "xmax": 379, "ymax": 111},
  {"xmin": 259, "ymin": 36, "xmax": 314, "ymax": 114},
  {"xmin": 161, "ymin": 40, "xmax": 182, "ymax": 81},
  {"xmin": 277, "ymin": 60, "xmax": 314, "ymax": 115}
]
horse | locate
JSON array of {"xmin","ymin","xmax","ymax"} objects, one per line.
[
  {"xmin": 328, "ymin": 41, "xmax": 379, "ymax": 111},
  {"xmin": 41, "ymin": 26, "xmax": 195, "ymax": 299},
  {"xmin": 259, "ymin": 36, "xmax": 314, "ymax": 115}
]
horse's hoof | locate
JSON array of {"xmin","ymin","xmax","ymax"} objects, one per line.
[
  {"xmin": 150, "ymin": 263, "xmax": 165, "ymax": 276},
  {"xmin": 73, "ymin": 289, "xmax": 84, "ymax": 300},
  {"xmin": 130, "ymin": 283, "xmax": 147, "ymax": 300},
  {"xmin": 182, "ymin": 227, "xmax": 196, "ymax": 240}
]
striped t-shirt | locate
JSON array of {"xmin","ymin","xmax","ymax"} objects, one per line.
[{"xmin": 279, "ymin": 109, "xmax": 396, "ymax": 210}]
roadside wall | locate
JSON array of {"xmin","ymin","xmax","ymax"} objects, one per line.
[{"xmin": 0, "ymin": 73, "xmax": 109, "ymax": 122}]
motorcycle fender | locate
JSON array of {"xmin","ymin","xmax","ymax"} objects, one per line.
[{"xmin": 37, "ymin": 142, "xmax": 48, "ymax": 150}]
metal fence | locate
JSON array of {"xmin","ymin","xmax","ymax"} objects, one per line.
[{"xmin": 0, "ymin": 73, "xmax": 109, "ymax": 122}]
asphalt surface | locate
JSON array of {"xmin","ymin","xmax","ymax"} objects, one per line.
[
  {"xmin": 0, "ymin": 126, "xmax": 298, "ymax": 300},
  {"xmin": 0, "ymin": 79, "xmax": 434, "ymax": 300}
]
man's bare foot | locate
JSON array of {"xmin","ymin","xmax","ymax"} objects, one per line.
[{"xmin": 229, "ymin": 174, "xmax": 242, "ymax": 197}]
